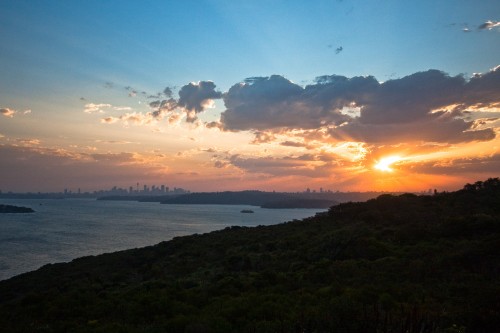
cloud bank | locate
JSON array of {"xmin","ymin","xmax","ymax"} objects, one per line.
[
  {"xmin": 217, "ymin": 66, "xmax": 500, "ymax": 144},
  {"xmin": 102, "ymin": 65, "xmax": 499, "ymax": 146}
]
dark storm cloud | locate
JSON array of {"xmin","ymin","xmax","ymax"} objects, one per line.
[
  {"xmin": 217, "ymin": 66, "xmax": 500, "ymax": 144},
  {"xmin": 178, "ymin": 81, "xmax": 222, "ymax": 122}
]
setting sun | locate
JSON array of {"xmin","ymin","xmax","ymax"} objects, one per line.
[{"xmin": 374, "ymin": 156, "xmax": 403, "ymax": 172}]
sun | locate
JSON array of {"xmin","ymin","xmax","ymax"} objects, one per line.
[{"xmin": 374, "ymin": 156, "xmax": 402, "ymax": 172}]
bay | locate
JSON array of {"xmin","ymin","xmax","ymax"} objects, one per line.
[{"xmin": 0, "ymin": 198, "xmax": 323, "ymax": 281}]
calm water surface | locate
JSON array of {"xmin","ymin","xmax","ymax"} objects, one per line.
[{"xmin": 0, "ymin": 198, "xmax": 323, "ymax": 280}]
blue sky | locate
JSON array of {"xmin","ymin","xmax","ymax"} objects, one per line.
[
  {"xmin": 0, "ymin": 1, "xmax": 499, "ymax": 192},
  {"xmin": 2, "ymin": 0, "xmax": 498, "ymax": 94}
]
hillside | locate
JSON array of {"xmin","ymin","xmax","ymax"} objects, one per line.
[{"xmin": 0, "ymin": 179, "xmax": 499, "ymax": 332}]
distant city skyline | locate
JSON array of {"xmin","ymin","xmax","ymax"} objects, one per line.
[
  {"xmin": 0, "ymin": 183, "xmax": 190, "ymax": 196},
  {"xmin": 1, "ymin": 1, "xmax": 499, "ymax": 193}
]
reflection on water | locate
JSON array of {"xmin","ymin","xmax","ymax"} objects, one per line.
[{"xmin": 0, "ymin": 198, "xmax": 323, "ymax": 280}]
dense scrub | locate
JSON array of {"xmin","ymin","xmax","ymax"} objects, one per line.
[{"xmin": 0, "ymin": 179, "xmax": 499, "ymax": 332}]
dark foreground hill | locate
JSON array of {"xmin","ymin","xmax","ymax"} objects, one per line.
[{"xmin": 0, "ymin": 179, "xmax": 499, "ymax": 333}]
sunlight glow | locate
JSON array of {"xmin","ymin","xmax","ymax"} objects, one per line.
[{"xmin": 374, "ymin": 156, "xmax": 402, "ymax": 172}]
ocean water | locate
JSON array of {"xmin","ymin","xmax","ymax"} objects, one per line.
[{"xmin": 0, "ymin": 198, "xmax": 323, "ymax": 281}]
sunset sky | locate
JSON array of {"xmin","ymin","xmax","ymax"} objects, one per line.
[{"xmin": 1, "ymin": 0, "xmax": 499, "ymax": 193}]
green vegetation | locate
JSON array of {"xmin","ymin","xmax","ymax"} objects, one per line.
[
  {"xmin": 1, "ymin": 179, "xmax": 499, "ymax": 332},
  {"xmin": 0, "ymin": 204, "xmax": 34, "ymax": 213}
]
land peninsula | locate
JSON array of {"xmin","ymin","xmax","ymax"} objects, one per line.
[
  {"xmin": 99, "ymin": 190, "xmax": 394, "ymax": 209},
  {"xmin": 0, "ymin": 204, "xmax": 34, "ymax": 213}
]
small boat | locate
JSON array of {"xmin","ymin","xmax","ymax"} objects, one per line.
[{"xmin": 240, "ymin": 209, "xmax": 254, "ymax": 213}]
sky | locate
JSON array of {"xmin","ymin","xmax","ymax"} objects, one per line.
[{"xmin": 0, "ymin": 0, "xmax": 499, "ymax": 193}]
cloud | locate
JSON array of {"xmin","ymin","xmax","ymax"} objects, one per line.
[
  {"xmin": 147, "ymin": 86, "xmax": 175, "ymax": 100},
  {"xmin": 205, "ymin": 121, "xmax": 222, "ymax": 129},
  {"xmin": 408, "ymin": 154, "xmax": 500, "ymax": 175},
  {"xmin": 101, "ymin": 116, "xmax": 120, "ymax": 124},
  {"xmin": 0, "ymin": 144, "xmax": 173, "ymax": 191},
  {"xmin": 167, "ymin": 112, "xmax": 183, "ymax": 125},
  {"xmin": 471, "ymin": 117, "xmax": 499, "ymax": 129},
  {"xmin": 89, "ymin": 152, "xmax": 136, "ymax": 163},
  {"xmin": 220, "ymin": 154, "xmax": 338, "ymax": 178},
  {"xmin": 101, "ymin": 112, "xmax": 155, "ymax": 126},
  {"xmin": 356, "ymin": 70, "xmax": 467, "ymax": 124},
  {"xmin": 280, "ymin": 140, "xmax": 310, "ymax": 148},
  {"xmin": 217, "ymin": 67, "xmax": 500, "ymax": 145},
  {"xmin": 1, "ymin": 108, "xmax": 16, "ymax": 118},
  {"xmin": 84, "ymin": 103, "xmax": 112, "ymax": 114},
  {"xmin": 163, "ymin": 87, "xmax": 173, "ymax": 98},
  {"xmin": 149, "ymin": 98, "xmax": 177, "ymax": 118},
  {"xmin": 478, "ymin": 20, "xmax": 500, "ymax": 30},
  {"xmin": 100, "ymin": 97, "xmax": 183, "ymax": 127},
  {"xmin": 329, "ymin": 116, "xmax": 495, "ymax": 144},
  {"xmin": 252, "ymin": 131, "xmax": 276, "ymax": 144},
  {"xmin": 125, "ymin": 86, "xmax": 138, "ymax": 97},
  {"xmin": 86, "ymin": 103, "xmax": 134, "ymax": 120},
  {"xmin": 95, "ymin": 140, "xmax": 136, "ymax": 144},
  {"xmin": 0, "ymin": 106, "xmax": 31, "ymax": 118},
  {"xmin": 178, "ymin": 81, "xmax": 222, "ymax": 122},
  {"xmin": 16, "ymin": 138, "xmax": 41, "ymax": 146},
  {"xmin": 220, "ymin": 75, "xmax": 354, "ymax": 131}
]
